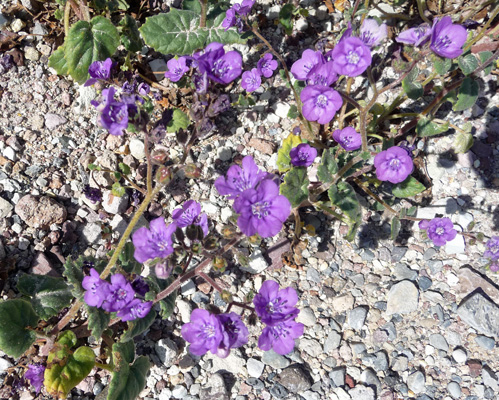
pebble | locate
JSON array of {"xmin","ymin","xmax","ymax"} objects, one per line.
[
  {"xmin": 386, "ymin": 280, "xmax": 419, "ymax": 315},
  {"xmin": 102, "ymin": 190, "xmax": 129, "ymax": 214},
  {"xmin": 199, "ymin": 373, "xmax": 229, "ymax": 400},
  {"xmin": 429, "ymin": 333, "xmax": 449, "ymax": 352},
  {"xmin": 324, "ymin": 331, "xmax": 342, "ymax": 354},
  {"xmin": 0, "ymin": 197, "xmax": 13, "ymax": 219},
  {"xmin": 2, "ymin": 146, "xmax": 16, "ymax": 161},
  {"xmin": 24, "ymin": 47, "xmax": 40, "ymax": 61},
  {"xmin": 447, "ymin": 381, "xmax": 461, "ymax": 399},
  {"xmin": 15, "ymin": 195, "xmax": 67, "ymax": 229},
  {"xmin": 44, "ymin": 113, "xmax": 67, "ymax": 129},
  {"xmin": 407, "ymin": 371, "xmax": 425, "ymax": 394},
  {"xmin": 278, "ymin": 365, "xmax": 312, "ymax": 393},
  {"xmin": 262, "ymin": 350, "xmax": 290, "ymax": 369},
  {"xmin": 130, "ymin": 138, "xmax": 146, "ymax": 160},
  {"xmin": 0, "ymin": 358, "xmax": 13, "ymax": 375},
  {"xmin": 329, "ymin": 367, "xmax": 345, "ymax": 387},
  {"xmin": 247, "ymin": 358, "xmax": 265, "ymax": 378},
  {"xmin": 348, "ymin": 306, "xmax": 368, "ymax": 330},
  {"xmin": 332, "ymin": 293, "xmax": 355, "ymax": 313},
  {"xmin": 172, "ymin": 385, "xmax": 187, "ymax": 399},
  {"xmin": 349, "ymin": 384, "xmax": 375, "ymax": 400},
  {"xmin": 11, "ymin": 18, "xmax": 25, "ymax": 32},
  {"xmin": 240, "ymin": 248, "xmax": 269, "ymax": 274},
  {"xmin": 475, "ymin": 335, "xmax": 495, "ymax": 350},
  {"xmin": 155, "ymin": 338, "xmax": 178, "ymax": 367},
  {"xmin": 457, "ymin": 292, "xmax": 499, "ymax": 338},
  {"xmin": 301, "ymin": 338, "xmax": 322, "ymax": 357},
  {"xmin": 296, "ymin": 307, "xmax": 316, "ymax": 327},
  {"xmin": 452, "ymin": 348, "xmax": 467, "ymax": 363}
]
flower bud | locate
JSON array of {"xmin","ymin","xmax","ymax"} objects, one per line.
[
  {"xmin": 184, "ymin": 164, "xmax": 202, "ymax": 179},
  {"xmin": 212, "ymin": 256, "xmax": 227, "ymax": 273},
  {"xmin": 221, "ymin": 290, "xmax": 233, "ymax": 303},
  {"xmin": 156, "ymin": 166, "xmax": 172, "ymax": 184},
  {"xmin": 221, "ymin": 225, "xmax": 238, "ymax": 239},
  {"xmin": 151, "ymin": 147, "xmax": 169, "ymax": 165},
  {"xmin": 203, "ymin": 236, "xmax": 218, "ymax": 251},
  {"xmin": 155, "ymin": 262, "xmax": 171, "ymax": 279}
]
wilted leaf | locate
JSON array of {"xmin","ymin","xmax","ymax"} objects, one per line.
[{"xmin": 277, "ymin": 134, "xmax": 302, "ymax": 173}]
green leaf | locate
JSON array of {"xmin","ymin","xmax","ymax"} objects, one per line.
[
  {"xmin": 453, "ymin": 122, "xmax": 474, "ymax": 154},
  {"xmin": 416, "ymin": 116, "xmax": 450, "ymax": 137},
  {"xmin": 167, "ymin": 108, "xmax": 190, "ymax": 133},
  {"xmin": 112, "ymin": 341, "xmax": 136, "ymax": 366},
  {"xmin": 118, "ymin": 242, "xmax": 142, "ymax": 275},
  {"xmin": 140, "ymin": 9, "xmax": 245, "ymax": 56},
  {"xmin": 119, "ymin": 15, "xmax": 143, "ymax": 53},
  {"xmin": 453, "ymin": 77, "xmax": 479, "ymax": 112},
  {"xmin": 63, "ymin": 256, "xmax": 106, "ymax": 299},
  {"xmin": 478, "ymin": 51, "xmax": 494, "ymax": 75},
  {"xmin": 88, "ymin": 163, "xmax": 101, "ymax": 171},
  {"xmin": 17, "ymin": 274, "xmax": 73, "ymax": 320},
  {"xmin": 108, "ymin": 352, "xmax": 150, "ymax": 400},
  {"xmin": 433, "ymin": 55, "xmax": 452, "ymax": 75},
  {"xmin": 287, "ymin": 105, "xmax": 298, "ymax": 119},
  {"xmin": 458, "ymin": 53, "xmax": 478, "ymax": 76},
  {"xmin": 391, "ymin": 216, "xmax": 401, "ymax": 240},
  {"xmin": 402, "ymin": 66, "xmax": 423, "ymax": 100},
  {"xmin": 44, "ymin": 345, "xmax": 95, "ymax": 399},
  {"xmin": 182, "ymin": 0, "xmax": 202, "ymax": 12},
  {"xmin": 119, "ymin": 162, "xmax": 131, "ymax": 175},
  {"xmin": 280, "ymin": 167, "xmax": 309, "ymax": 208},
  {"xmin": 293, "ymin": 79, "xmax": 306, "ymax": 96},
  {"xmin": 328, "ymin": 182, "xmax": 361, "ymax": 241},
  {"xmin": 277, "ymin": 133, "xmax": 302, "ymax": 173},
  {"xmin": 317, "ymin": 148, "xmax": 338, "ymax": 183},
  {"xmin": 121, "ymin": 309, "xmax": 156, "ymax": 342},
  {"xmin": 87, "ymin": 306, "xmax": 111, "ymax": 339},
  {"xmin": 48, "ymin": 44, "xmax": 69, "ymax": 76},
  {"xmin": 112, "ymin": 182, "xmax": 126, "ymax": 197},
  {"xmin": 0, "ymin": 299, "xmax": 39, "ymax": 358},
  {"xmin": 279, "ymin": 3, "xmax": 295, "ymax": 35},
  {"xmin": 65, "ymin": 16, "xmax": 120, "ymax": 83},
  {"xmin": 146, "ymin": 275, "xmax": 177, "ymax": 320},
  {"xmin": 391, "ymin": 176, "xmax": 426, "ymax": 198}
]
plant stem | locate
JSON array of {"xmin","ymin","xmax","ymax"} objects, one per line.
[
  {"xmin": 67, "ymin": 0, "xmax": 84, "ymax": 21},
  {"xmin": 80, "ymin": 0, "xmax": 91, "ymax": 21},
  {"xmin": 416, "ymin": 0, "xmax": 431, "ymax": 23},
  {"xmin": 199, "ymin": 0, "xmax": 208, "ymax": 28},
  {"xmin": 463, "ymin": 4, "xmax": 499, "ymax": 52},
  {"xmin": 144, "ymin": 132, "xmax": 153, "ymax": 194},
  {"xmin": 95, "ymin": 362, "xmax": 114, "ymax": 372},
  {"xmin": 64, "ymin": 1, "xmax": 71, "ymax": 36},
  {"xmin": 198, "ymin": 272, "xmax": 225, "ymax": 293},
  {"xmin": 338, "ymin": 78, "xmax": 353, "ymax": 130}
]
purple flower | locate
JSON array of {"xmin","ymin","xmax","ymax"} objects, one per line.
[
  {"xmin": 165, "ymin": 57, "xmax": 190, "ymax": 82},
  {"xmin": 116, "ymin": 299, "xmax": 153, "ymax": 321},
  {"xmin": 197, "ymin": 43, "xmax": 242, "ymax": 85},
  {"xmin": 289, "ymin": 143, "xmax": 317, "ymax": 167},
  {"xmin": 132, "ymin": 218, "xmax": 177, "ymax": 263},
  {"xmin": 291, "ymin": 49, "xmax": 325, "ymax": 80},
  {"xmin": 306, "ymin": 61, "xmax": 337, "ymax": 86},
  {"xmin": 222, "ymin": 8, "xmax": 238, "ymax": 31},
  {"xmin": 237, "ymin": 0, "xmax": 255, "ymax": 16},
  {"xmin": 360, "ymin": 19, "xmax": 388, "ymax": 47},
  {"xmin": 374, "ymin": 146, "xmax": 414, "ymax": 184},
  {"xmin": 181, "ymin": 309, "xmax": 224, "ymax": 356},
  {"xmin": 131, "ymin": 276, "xmax": 150, "ymax": 297},
  {"xmin": 331, "ymin": 37, "xmax": 372, "ymax": 77},
  {"xmin": 0, "ymin": 54, "xmax": 14, "ymax": 74},
  {"xmin": 253, "ymin": 280, "xmax": 299, "ymax": 325},
  {"xmin": 215, "ymin": 155, "xmax": 267, "ymax": 199},
  {"xmin": 484, "ymin": 236, "xmax": 499, "ymax": 260},
  {"xmin": 430, "ymin": 16, "xmax": 467, "ymax": 59},
  {"xmin": 396, "ymin": 24, "xmax": 432, "ymax": 47},
  {"xmin": 338, "ymin": 21, "xmax": 353, "ymax": 42},
  {"xmin": 300, "ymin": 85, "xmax": 342, "ymax": 125},
  {"xmin": 155, "ymin": 262, "xmax": 172, "ymax": 279},
  {"xmin": 137, "ymin": 82, "xmax": 150, "ymax": 96},
  {"xmin": 258, "ymin": 318, "xmax": 304, "ymax": 355},
  {"xmin": 96, "ymin": 87, "xmax": 129, "ymax": 136},
  {"xmin": 101, "ymin": 273, "xmax": 135, "ymax": 312},
  {"xmin": 233, "ymin": 179, "xmax": 291, "ymax": 238},
  {"xmin": 216, "ymin": 312, "xmax": 249, "ymax": 358},
  {"xmin": 490, "ymin": 262, "xmax": 499, "ymax": 273},
  {"xmin": 24, "ymin": 364, "xmax": 45, "ymax": 394},
  {"xmin": 82, "ymin": 268, "xmax": 110, "ymax": 308},
  {"xmin": 257, "ymin": 53, "xmax": 278, "ymax": 78},
  {"xmin": 419, "ymin": 217, "xmax": 457, "ymax": 246},
  {"xmin": 241, "ymin": 68, "xmax": 262, "ymax": 92},
  {"xmin": 85, "ymin": 58, "xmax": 113, "ymax": 86},
  {"xmin": 332, "ymin": 127, "xmax": 362, "ymax": 151},
  {"xmin": 83, "ymin": 185, "xmax": 102, "ymax": 204},
  {"xmin": 172, "ymin": 200, "xmax": 209, "ymax": 237}
]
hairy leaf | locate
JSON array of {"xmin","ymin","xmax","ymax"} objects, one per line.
[
  {"xmin": 87, "ymin": 306, "xmax": 111, "ymax": 339},
  {"xmin": 0, "ymin": 299, "xmax": 39, "ymax": 358},
  {"xmin": 391, "ymin": 176, "xmax": 426, "ymax": 198},
  {"xmin": 402, "ymin": 66, "xmax": 423, "ymax": 100},
  {"xmin": 121, "ymin": 309, "xmax": 156, "ymax": 342},
  {"xmin": 416, "ymin": 116, "xmax": 449, "ymax": 137},
  {"xmin": 280, "ymin": 167, "xmax": 309, "ymax": 208},
  {"xmin": 119, "ymin": 15, "xmax": 143, "ymax": 53},
  {"xmin": 391, "ymin": 216, "xmax": 401, "ymax": 240},
  {"xmin": 317, "ymin": 148, "xmax": 338, "ymax": 183},
  {"xmin": 328, "ymin": 182, "xmax": 361, "ymax": 241},
  {"xmin": 167, "ymin": 109, "xmax": 190, "ymax": 133},
  {"xmin": 457, "ymin": 53, "xmax": 478, "ymax": 76},
  {"xmin": 453, "ymin": 77, "xmax": 479, "ymax": 112},
  {"xmin": 48, "ymin": 44, "xmax": 69, "ymax": 76},
  {"xmin": 277, "ymin": 134, "xmax": 302, "ymax": 173}
]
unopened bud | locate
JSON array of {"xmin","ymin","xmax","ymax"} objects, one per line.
[
  {"xmin": 184, "ymin": 164, "xmax": 202, "ymax": 179},
  {"xmin": 221, "ymin": 290, "xmax": 233, "ymax": 303},
  {"xmin": 191, "ymin": 242, "xmax": 202, "ymax": 254},
  {"xmin": 221, "ymin": 224, "xmax": 238, "ymax": 239},
  {"xmin": 212, "ymin": 256, "xmax": 227, "ymax": 273},
  {"xmin": 248, "ymin": 234, "xmax": 262, "ymax": 246},
  {"xmin": 151, "ymin": 148, "xmax": 169, "ymax": 164},
  {"xmin": 156, "ymin": 166, "xmax": 172, "ymax": 184}
]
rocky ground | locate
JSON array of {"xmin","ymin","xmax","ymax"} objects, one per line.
[{"xmin": 1, "ymin": 1, "xmax": 499, "ymax": 400}]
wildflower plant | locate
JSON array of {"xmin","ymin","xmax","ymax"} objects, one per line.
[{"xmin": 1, "ymin": 1, "xmax": 498, "ymax": 400}]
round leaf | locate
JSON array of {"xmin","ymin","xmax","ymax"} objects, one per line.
[{"xmin": 391, "ymin": 176, "xmax": 426, "ymax": 198}]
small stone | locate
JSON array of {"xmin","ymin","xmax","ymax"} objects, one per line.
[
  {"xmin": 393, "ymin": 263, "xmax": 417, "ymax": 281},
  {"xmin": 274, "ymin": 102, "xmax": 291, "ymax": 119},
  {"xmin": 447, "ymin": 381, "xmax": 461, "ymax": 399},
  {"xmin": 418, "ymin": 276, "xmax": 432, "ymax": 291},
  {"xmin": 11, "ymin": 18, "xmax": 25, "ymax": 32},
  {"xmin": 15, "ymin": 195, "xmax": 67, "ymax": 229},
  {"xmin": 296, "ymin": 307, "xmax": 316, "ymax": 327},
  {"xmin": 0, "ymin": 197, "xmax": 14, "ymax": 219},
  {"xmin": 332, "ymin": 293, "xmax": 355, "ymax": 313},
  {"xmin": 457, "ymin": 292, "xmax": 499, "ymax": 338},
  {"xmin": 248, "ymin": 137, "xmax": 275, "ymax": 155},
  {"xmin": 129, "ymin": 138, "xmax": 146, "ymax": 160},
  {"xmin": 149, "ymin": 59, "xmax": 169, "ymax": 80},
  {"xmin": 452, "ymin": 348, "xmax": 467, "ymax": 363},
  {"xmin": 300, "ymin": 338, "xmax": 322, "ymax": 357},
  {"xmin": 82, "ymin": 223, "xmax": 102, "ymax": 244},
  {"xmin": 348, "ymin": 306, "xmax": 368, "ymax": 330},
  {"xmin": 247, "ymin": 358, "xmax": 265, "ymax": 378},
  {"xmin": 278, "ymin": 365, "xmax": 312, "ymax": 393},
  {"xmin": 482, "ymin": 367, "xmax": 499, "ymax": 392},
  {"xmin": 407, "ymin": 371, "xmax": 425, "ymax": 394},
  {"xmin": 329, "ymin": 367, "xmax": 345, "ymax": 387},
  {"xmin": 209, "ymin": 349, "xmax": 246, "ymax": 375},
  {"xmin": 391, "ymin": 355, "xmax": 408, "ymax": 372},
  {"xmin": 475, "ymin": 335, "xmax": 495, "ymax": 350},
  {"xmin": 44, "ymin": 113, "xmax": 67, "ymax": 129},
  {"xmin": 24, "ymin": 47, "xmax": 40, "ymax": 61},
  {"xmin": 429, "ymin": 333, "xmax": 449, "ymax": 352},
  {"xmin": 155, "ymin": 338, "xmax": 178, "ymax": 367},
  {"xmin": 386, "ymin": 280, "xmax": 419, "ymax": 315},
  {"xmin": 349, "ymin": 385, "xmax": 375, "ymax": 400},
  {"xmin": 176, "ymin": 299, "xmax": 192, "ymax": 323},
  {"xmin": 172, "ymin": 385, "xmax": 187, "ymax": 399},
  {"xmin": 445, "ymin": 230, "xmax": 466, "ymax": 255},
  {"xmin": 2, "ymin": 146, "xmax": 16, "ymax": 161},
  {"xmin": 324, "ymin": 331, "xmax": 342, "ymax": 354},
  {"xmin": 262, "ymin": 350, "xmax": 290, "ymax": 369},
  {"xmin": 306, "ymin": 267, "xmax": 321, "ymax": 283},
  {"xmin": 0, "ymin": 358, "xmax": 13, "ymax": 375},
  {"xmin": 391, "ymin": 246, "xmax": 408, "ymax": 262},
  {"xmin": 240, "ymin": 248, "xmax": 269, "ymax": 274},
  {"xmin": 102, "ymin": 190, "xmax": 129, "ymax": 214},
  {"xmin": 0, "ymin": 14, "xmax": 9, "ymax": 29}
]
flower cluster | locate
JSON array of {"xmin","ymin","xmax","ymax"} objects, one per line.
[
  {"xmin": 241, "ymin": 53, "xmax": 278, "ymax": 92},
  {"xmin": 419, "ymin": 217, "xmax": 457, "ymax": 246},
  {"xmin": 24, "ymin": 363, "xmax": 45, "ymax": 394},
  {"xmin": 182, "ymin": 280, "xmax": 303, "ymax": 357},
  {"xmin": 164, "ymin": 42, "xmax": 243, "ymax": 91},
  {"xmin": 374, "ymin": 146, "xmax": 414, "ymax": 184},
  {"xmin": 181, "ymin": 310, "xmax": 249, "ymax": 358},
  {"xmin": 396, "ymin": 16, "xmax": 467, "ymax": 59},
  {"xmin": 289, "ymin": 20, "xmax": 385, "ymax": 125},
  {"xmin": 215, "ymin": 156, "xmax": 291, "ymax": 238},
  {"xmin": 484, "ymin": 236, "xmax": 499, "ymax": 272},
  {"xmin": 82, "ymin": 268, "xmax": 152, "ymax": 321},
  {"xmin": 253, "ymin": 280, "xmax": 304, "ymax": 355},
  {"xmin": 222, "ymin": 0, "xmax": 255, "ymax": 33}
]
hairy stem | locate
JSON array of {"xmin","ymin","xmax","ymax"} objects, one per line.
[
  {"xmin": 199, "ymin": 0, "xmax": 208, "ymax": 28},
  {"xmin": 80, "ymin": 0, "xmax": 91, "ymax": 21},
  {"xmin": 416, "ymin": 0, "xmax": 431, "ymax": 23},
  {"xmin": 64, "ymin": 1, "xmax": 71, "ymax": 36}
]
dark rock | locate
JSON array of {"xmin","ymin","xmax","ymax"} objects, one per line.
[{"xmin": 278, "ymin": 365, "xmax": 312, "ymax": 393}]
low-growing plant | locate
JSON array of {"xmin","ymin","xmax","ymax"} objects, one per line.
[{"xmin": 1, "ymin": 0, "xmax": 499, "ymax": 398}]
